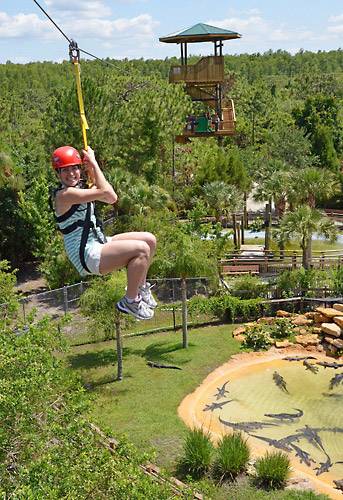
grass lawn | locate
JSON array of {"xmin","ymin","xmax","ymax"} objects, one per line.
[
  {"xmin": 67, "ymin": 324, "xmax": 240, "ymax": 467},
  {"xmin": 66, "ymin": 324, "xmax": 329, "ymax": 500},
  {"xmin": 243, "ymin": 237, "xmax": 343, "ymax": 253}
]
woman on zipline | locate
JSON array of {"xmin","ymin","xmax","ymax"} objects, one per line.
[{"xmin": 51, "ymin": 145, "xmax": 157, "ymax": 320}]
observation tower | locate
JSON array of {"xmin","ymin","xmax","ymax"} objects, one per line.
[{"xmin": 160, "ymin": 23, "xmax": 241, "ymax": 142}]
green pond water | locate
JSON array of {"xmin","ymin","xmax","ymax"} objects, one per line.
[{"xmin": 208, "ymin": 359, "xmax": 343, "ymax": 480}]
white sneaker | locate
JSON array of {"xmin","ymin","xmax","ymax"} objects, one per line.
[
  {"xmin": 139, "ymin": 282, "xmax": 157, "ymax": 309},
  {"xmin": 116, "ymin": 296, "xmax": 154, "ymax": 320}
]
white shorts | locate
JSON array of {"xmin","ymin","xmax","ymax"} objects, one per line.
[{"xmin": 85, "ymin": 237, "xmax": 112, "ymax": 275}]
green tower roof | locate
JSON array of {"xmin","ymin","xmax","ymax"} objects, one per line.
[{"xmin": 159, "ymin": 23, "xmax": 241, "ymax": 43}]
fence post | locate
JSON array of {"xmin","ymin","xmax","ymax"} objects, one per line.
[
  {"xmin": 292, "ymin": 253, "xmax": 297, "ymax": 270},
  {"xmin": 320, "ymin": 252, "xmax": 325, "ymax": 270},
  {"xmin": 63, "ymin": 286, "xmax": 68, "ymax": 315},
  {"xmin": 22, "ymin": 299, "xmax": 26, "ymax": 322},
  {"xmin": 80, "ymin": 280, "xmax": 84, "ymax": 295},
  {"xmin": 172, "ymin": 307, "xmax": 176, "ymax": 331}
]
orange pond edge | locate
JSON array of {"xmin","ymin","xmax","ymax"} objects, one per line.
[{"xmin": 178, "ymin": 347, "xmax": 343, "ymax": 500}]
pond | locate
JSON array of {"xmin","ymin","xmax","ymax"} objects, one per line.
[{"xmin": 179, "ymin": 351, "xmax": 343, "ymax": 499}]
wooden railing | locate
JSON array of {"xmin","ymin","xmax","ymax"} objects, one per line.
[
  {"xmin": 169, "ymin": 56, "xmax": 224, "ymax": 84},
  {"xmin": 220, "ymin": 249, "xmax": 343, "ymax": 275}
]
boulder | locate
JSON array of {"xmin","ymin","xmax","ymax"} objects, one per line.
[
  {"xmin": 295, "ymin": 334, "xmax": 320, "ymax": 346},
  {"xmin": 321, "ymin": 322, "xmax": 342, "ymax": 338},
  {"xmin": 324, "ymin": 336, "xmax": 343, "ymax": 349},
  {"xmin": 257, "ymin": 316, "xmax": 275, "ymax": 324},
  {"xmin": 333, "ymin": 303, "xmax": 343, "ymax": 313},
  {"xmin": 233, "ymin": 326, "xmax": 246, "ymax": 337},
  {"xmin": 292, "ymin": 316, "xmax": 312, "ymax": 326},
  {"xmin": 315, "ymin": 307, "xmax": 343, "ymax": 318},
  {"xmin": 275, "ymin": 340, "xmax": 293, "ymax": 348},
  {"xmin": 313, "ymin": 312, "xmax": 330, "ymax": 324},
  {"xmin": 276, "ymin": 310, "xmax": 292, "ymax": 318},
  {"xmin": 333, "ymin": 316, "xmax": 343, "ymax": 329},
  {"xmin": 234, "ymin": 334, "xmax": 246, "ymax": 343}
]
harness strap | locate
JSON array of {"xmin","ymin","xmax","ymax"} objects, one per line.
[{"xmin": 79, "ymin": 202, "xmax": 92, "ymax": 274}]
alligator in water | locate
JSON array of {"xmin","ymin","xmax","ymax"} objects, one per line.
[
  {"xmin": 273, "ymin": 371, "xmax": 289, "ymax": 393},
  {"xmin": 264, "ymin": 408, "xmax": 303, "ymax": 421},
  {"xmin": 314, "ymin": 453, "xmax": 333, "ymax": 476},
  {"xmin": 290, "ymin": 443, "xmax": 316, "ymax": 467},
  {"xmin": 249, "ymin": 433, "xmax": 294, "ymax": 452},
  {"xmin": 329, "ymin": 373, "xmax": 343, "ymax": 390},
  {"xmin": 333, "ymin": 479, "xmax": 343, "ymax": 492},
  {"xmin": 303, "ymin": 359, "xmax": 319, "ymax": 374},
  {"xmin": 283, "ymin": 356, "xmax": 316, "ymax": 362},
  {"xmin": 296, "ymin": 425, "xmax": 326, "ymax": 453},
  {"xmin": 317, "ymin": 361, "xmax": 343, "ymax": 369},
  {"xmin": 218, "ymin": 417, "xmax": 278, "ymax": 433},
  {"xmin": 214, "ymin": 380, "xmax": 230, "ymax": 400},
  {"xmin": 203, "ymin": 399, "xmax": 233, "ymax": 412}
]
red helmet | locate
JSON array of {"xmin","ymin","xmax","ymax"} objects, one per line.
[{"xmin": 51, "ymin": 146, "xmax": 82, "ymax": 170}]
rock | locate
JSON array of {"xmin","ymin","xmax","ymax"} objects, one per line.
[
  {"xmin": 333, "ymin": 316, "xmax": 343, "ymax": 329},
  {"xmin": 235, "ymin": 334, "xmax": 246, "ymax": 343},
  {"xmin": 315, "ymin": 307, "xmax": 343, "ymax": 318},
  {"xmin": 257, "ymin": 316, "xmax": 275, "ymax": 324},
  {"xmin": 312, "ymin": 327, "xmax": 322, "ymax": 334},
  {"xmin": 304, "ymin": 311, "xmax": 315, "ymax": 319},
  {"xmin": 321, "ymin": 322, "xmax": 342, "ymax": 338},
  {"xmin": 324, "ymin": 336, "xmax": 343, "ymax": 349},
  {"xmin": 313, "ymin": 312, "xmax": 330, "ymax": 324},
  {"xmin": 244, "ymin": 322, "xmax": 256, "ymax": 328},
  {"xmin": 276, "ymin": 310, "xmax": 292, "ymax": 318},
  {"xmin": 295, "ymin": 334, "xmax": 320, "ymax": 346},
  {"xmin": 323, "ymin": 342, "xmax": 338, "ymax": 355},
  {"xmin": 292, "ymin": 315, "xmax": 312, "ymax": 326},
  {"xmin": 285, "ymin": 476, "xmax": 315, "ymax": 492},
  {"xmin": 316, "ymin": 344, "xmax": 325, "ymax": 352},
  {"xmin": 333, "ymin": 303, "xmax": 343, "ymax": 313},
  {"xmin": 233, "ymin": 326, "xmax": 246, "ymax": 337},
  {"xmin": 275, "ymin": 340, "xmax": 293, "ymax": 348}
]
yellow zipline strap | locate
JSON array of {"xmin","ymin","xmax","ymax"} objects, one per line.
[{"xmin": 69, "ymin": 40, "xmax": 89, "ymax": 150}]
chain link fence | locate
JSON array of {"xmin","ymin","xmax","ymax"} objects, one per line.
[{"xmin": 3, "ymin": 278, "xmax": 212, "ymax": 346}]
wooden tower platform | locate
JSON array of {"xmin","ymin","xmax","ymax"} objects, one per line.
[{"xmin": 159, "ymin": 23, "xmax": 241, "ymax": 141}]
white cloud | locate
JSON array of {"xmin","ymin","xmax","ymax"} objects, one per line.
[
  {"xmin": 328, "ymin": 24, "xmax": 343, "ymax": 33},
  {"xmin": 206, "ymin": 15, "xmax": 316, "ymax": 47},
  {"xmin": 62, "ymin": 14, "xmax": 158, "ymax": 39},
  {"xmin": 0, "ymin": 12, "xmax": 53, "ymax": 39},
  {"xmin": 45, "ymin": 0, "xmax": 112, "ymax": 19},
  {"xmin": 328, "ymin": 13, "xmax": 343, "ymax": 23}
]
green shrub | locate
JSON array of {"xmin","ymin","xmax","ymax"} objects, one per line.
[
  {"xmin": 179, "ymin": 427, "xmax": 214, "ymax": 478},
  {"xmin": 242, "ymin": 324, "xmax": 272, "ymax": 350},
  {"xmin": 188, "ymin": 294, "xmax": 263, "ymax": 323},
  {"xmin": 254, "ymin": 451, "xmax": 291, "ymax": 489},
  {"xmin": 276, "ymin": 268, "xmax": 330, "ymax": 298},
  {"xmin": 332, "ymin": 265, "xmax": 343, "ymax": 295},
  {"xmin": 0, "ymin": 260, "xmax": 19, "ymax": 322},
  {"xmin": 269, "ymin": 318, "xmax": 294, "ymax": 340},
  {"xmin": 229, "ymin": 275, "xmax": 268, "ymax": 299},
  {"xmin": 213, "ymin": 432, "xmax": 250, "ymax": 481}
]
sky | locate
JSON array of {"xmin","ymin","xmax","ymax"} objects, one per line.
[{"xmin": 0, "ymin": 1, "xmax": 342, "ymax": 64}]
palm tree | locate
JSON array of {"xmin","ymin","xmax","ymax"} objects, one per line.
[
  {"xmin": 202, "ymin": 181, "xmax": 243, "ymax": 224},
  {"xmin": 289, "ymin": 167, "xmax": 340, "ymax": 208},
  {"xmin": 277, "ymin": 206, "xmax": 337, "ymax": 269}
]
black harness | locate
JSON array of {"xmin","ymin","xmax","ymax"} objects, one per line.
[{"xmin": 52, "ymin": 186, "xmax": 107, "ymax": 274}]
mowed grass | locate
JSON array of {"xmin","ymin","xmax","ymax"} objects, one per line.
[
  {"xmin": 67, "ymin": 324, "xmax": 240, "ymax": 468},
  {"xmin": 243, "ymin": 237, "xmax": 343, "ymax": 253}
]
